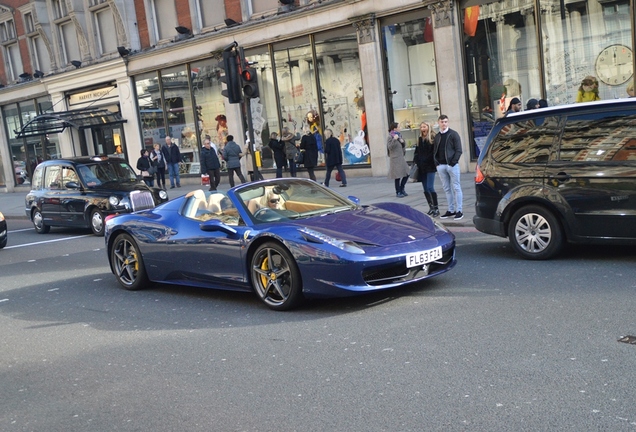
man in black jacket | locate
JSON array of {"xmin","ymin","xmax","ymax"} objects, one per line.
[
  {"xmin": 161, "ymin": 136, "xmax": 181, "ymax": 189},
  {"xmin": 200, "ymin": 138, "xmax": 221, "ymax": 191},
  {"xmin": 433, "ymin": 115, "xmax": 463, "ymax": 220}
]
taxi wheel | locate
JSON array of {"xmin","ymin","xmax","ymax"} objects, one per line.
[
  {"xmin": 111, "ymin": 233, "xmax": 148, "ymax": 290},
  {"xmin": 508, "ymin": 205, "xmax": 563, "ymax": 260},
  {"xmin": 32, "ymin": 209, "xmax": 50, "ymax": 234},
  {"xmin": 90, "ymin": 208, "xmax": 105, "ymax": 236},
  {"xmin": 250, "ymin": 242, "xmax": 303, "ymax": 311}
]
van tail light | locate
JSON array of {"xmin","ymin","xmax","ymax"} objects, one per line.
[{"xmin": 475, "ymin": 164, "xmax": 485, "ymax": 184}]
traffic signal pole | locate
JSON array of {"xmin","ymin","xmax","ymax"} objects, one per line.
[{"xmin": 239, "ymin": 47, "xmax": 260, "ymax": 181}]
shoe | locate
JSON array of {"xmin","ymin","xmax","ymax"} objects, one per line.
[
  {"xmin": 454, "ymin": 211, "xmax": 464, "ymax": 220},
  {"xmin": 177, "ymin": 184, "xmax": 181, "ymax": 188},
  {"xmin": 170, "ymin": 186, "xmax": 175, "ymax": 189},
  {"xmin": 401, "ymin": 190, "xmax": 408, "ymax": 197},
  {"xmin": 440, "ymin": 211, "xmax": 456, "ymax": 219},
  {"xmin": 339, "ymin": 184, "xmax": 347, "ymax": 187},
  {"xmin": 431, "ymin": 209, "xmax": 440, "ymax": 218},
  {"xmin": 396, "ymin": 192, "xmax": 405, "ymax": 198}
]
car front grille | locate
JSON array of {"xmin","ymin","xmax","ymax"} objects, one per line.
[
  {"xmin": 362, "ymin": 247, "xmax": 455, "ymax": 286},
  {"xmin": 130, "ymin": 190, "xmax": 156, "ymax": 212}
]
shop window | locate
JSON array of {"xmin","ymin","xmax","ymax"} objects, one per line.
[
  {"xmin": 273, "ymin": 37, "xmax": 317, "ymax": 143},
  {"xmin": 189, "ymin": 58, "xmax": 226, "ymax": 150},
  {"xmin": 315, "ymin": 27, "xmax": 366, "ymax": 164},
  {"xmin": 382, "ymin": 14, "xmax": 440, "ymax": 162},
  {"xmin": 161, "ymin": 66, "xmax": 198, "ymax": 171},
  {"xmin": 136, "ymin": 72, "xmax": 165, "ymax": 148},
  {"xmin": 540, "ymin": 0, "xmax": 633, "ymax": 104}
]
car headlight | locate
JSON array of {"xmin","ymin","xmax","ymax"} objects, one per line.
[
  {"xmin": 109, "ymin": 196, "xmax": 120, "ymax": 206},
  {"xmin": 0, "ymin": 211, "xmax": 4, "ymax": 222},
  {"xmin": 434, "ymin": 220, "xmax": 448, "ymax": 232},
  {"xmin": 299, "ymin": 227, "xmax": 365, "ymax": 254},
  {"xmin": 158, "ymin": 190, "xmax": 168, "ymax": 200}
]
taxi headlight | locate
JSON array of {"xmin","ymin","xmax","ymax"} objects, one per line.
[
  {"xmin": 109, "ymin": 196, "xmax": 120, "ymax": 206},
  {"xmin": 159, "ymin": 190, "xmax": 168, "ymax": 200}
]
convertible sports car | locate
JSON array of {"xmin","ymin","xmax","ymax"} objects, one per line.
[{"xmin": 105, "ymin": 179, "xmax": 456, "ymax": 310}]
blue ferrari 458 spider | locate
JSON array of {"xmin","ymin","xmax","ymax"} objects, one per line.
[{"xmin": 105, "ymin": 179, "xmax": 456, "ymax": 310}]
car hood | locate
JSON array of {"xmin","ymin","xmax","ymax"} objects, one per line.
[{"xmin": 286, "ymin": 203, "xmax": 439, "ymax": 246}]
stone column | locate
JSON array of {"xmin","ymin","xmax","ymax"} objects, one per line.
[
  {"xmin": 351, "ymin": 13, "xmax": 390, "ymax": 177},
  {"xmin": 428, "ymin": 0, "xmax": 473, "ymax": 173},
  {"xmin": 116, "ymin": 75, "xmax": 143, "ymax": 160}
]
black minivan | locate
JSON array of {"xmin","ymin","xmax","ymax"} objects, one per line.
[{"xmin": 474, "ymin": 99, "xmax": 636, "ymax": 259}]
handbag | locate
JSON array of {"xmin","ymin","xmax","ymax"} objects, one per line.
[
  {"xmin": 335, "ymin": 171, "xmax": 342, "ymax": 182},
  {"xmin": 408, "ymin": 163, "xmax": 420, "ymax": 182},
  {"xmin": 201, "ymin": 174, "xmax": 210, "ymax": 186},
  {"xmin": 147, "ymin": 165, "xmax": 157, "ymax": 176},
  {"xmin": 140, "ymin": 170, "xmax": 150, "ymax": 177},
  {"xmin": 295, "ymin": 150, "xmax": 305, "ymax": 165}
]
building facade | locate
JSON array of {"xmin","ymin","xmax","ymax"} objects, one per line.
[{"xmin": 0, "ymin": 0, "xmax": 634, "ymax": 191}]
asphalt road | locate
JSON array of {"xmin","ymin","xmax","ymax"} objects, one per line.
[{"xmin": 1, "ymin": 221, "xmax": 636, "ymax": 431}]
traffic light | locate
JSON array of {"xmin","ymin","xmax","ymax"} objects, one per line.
[
  {"xmin": 241, "ymin": 67, "xmax": 259, "ymax": 99},
  {"xmin": 220, "ymin": 49, "xmax": 242, "ymax": 104}
]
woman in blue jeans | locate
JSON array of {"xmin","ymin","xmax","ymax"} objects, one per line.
[{"xmin": 413, "ymin": 122, "xmax": 439, "ymax": 217}]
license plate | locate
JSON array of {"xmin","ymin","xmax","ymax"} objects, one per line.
[{"xmin": 406, "ymin": 246, "xmax": 443, "ymax": 268}]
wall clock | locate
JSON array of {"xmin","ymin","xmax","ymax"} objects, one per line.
[{"xmin": 595, "ymin": 44, "xmax": 633, "ymax": 86}]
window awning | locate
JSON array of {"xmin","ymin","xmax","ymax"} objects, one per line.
[{"xmin": 15, "ymin": 107, "xmax": 127, "ymax": 138}]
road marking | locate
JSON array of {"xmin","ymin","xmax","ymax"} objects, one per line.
[
  {"xmin": 8, "ymin": 228, "xmax": 34, "ymax": 233},
  {"xmin": 3, "ymin": 235, "xmax": 92, "ymax": 249}
]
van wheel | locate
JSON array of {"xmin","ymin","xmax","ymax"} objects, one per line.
[{"xmin": 508, "ymin": 205, "xmax": 563, "ymax": 260}]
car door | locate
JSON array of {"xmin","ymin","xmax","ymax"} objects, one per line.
[
  {"xmin": 40, "ymin": 165, "xmax": 63, "ymax": 223},
  {"xmin": 545, "ymin": 109, "xmax": 636, "ymax": 239}
]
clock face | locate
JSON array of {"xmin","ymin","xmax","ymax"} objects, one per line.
[{"xmin": 595, "ymin": 44, "xmax": 633, "ymax": 86}]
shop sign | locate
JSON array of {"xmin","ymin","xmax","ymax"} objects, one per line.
[{"xmin": 68, "ymin": 86, "xmax": 117, "ymax": 107}]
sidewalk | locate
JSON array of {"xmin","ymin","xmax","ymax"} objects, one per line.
[{"xmin": 0, "ymin": 172, "xmax": 476, "ymax": 227}]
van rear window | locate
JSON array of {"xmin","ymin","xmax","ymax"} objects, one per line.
[{"xmin": 489, "ymin": 116, "xmax": 560, "ymax": 163}]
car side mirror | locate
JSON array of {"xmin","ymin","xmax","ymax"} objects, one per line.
[
  {"xmin": 65, "ymin": 181, "xmax": 81, "ymax": 189},
  {"xmin": 199, "ymin": 220, "xmax": 238, "ymax": 236}
]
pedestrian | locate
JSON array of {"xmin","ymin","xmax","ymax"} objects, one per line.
[
  {"xmin": 414, "ymin": 122, "xmax": 439, "ymax": 217},
  {"xmin": 387, "ymin": 122, "xmax": 410, "ymax": 198},
  {"xmin": 151, "ymin": 143, "xmax": 166, "ymax": 189},
  {"xmin": 281, "ymin": 127, "xmax": 299, "ymax": 177},
  {"xmin": 136, "ymin": 149, "xmax": 154, "ymax": 187},
  {"xmin": 433, "ymin": 114, "xmax": 463, "ymax": 220},
  {"xmin": 161, "ymin": 136, "xmax": 181, "ymax": 189},
  {"xmin": 322, "ymin": 129, "xmax": 347, "ymax": 187},
  {"xmin": 268, "ymin": 132, "xmax": 286, "ymax": 178},
  {"xmin": 538, "ymin": 99, "xmax": 548, "ymax": 108},
  {"xmin": 300, "ymin": 127, "xmax": 318, "ymax": 181},
  {"xmin": 244, "ymin": 134, "xmax": 264, "ymax": 181},
  {"xmin": 200, "ymin": 138, "xmax": 221, "ymax": 191},
  {"xmin": 505, "ymin": 97, "xmax": 522, "ymax": 116},
  {"xmin": 222, "ymin": 135, "xmax": 246, "ymax": 187},
  {"xmin": 526, "ymin": 98, "xmax": 539, "ymax": 111}
]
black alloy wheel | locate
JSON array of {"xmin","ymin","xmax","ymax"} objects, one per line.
[
  {"xmin": 111, "ymin": 233, "xmax": 149, "ymax": 290},
  {"xmin": 251, "ymin": 242, "xmax": 303, "ymax": 311}
]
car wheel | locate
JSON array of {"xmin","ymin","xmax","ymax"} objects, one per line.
[
  {"xmin": 32, "ymin": 209, "xmax": 50, "ymax": 234},
  {"xmin": 90, "ymin": 208, "xmax": 105, "ymax": 236},
  {"xmin": 251, "ymin": 242, "xmax": 303, "ymax": 311},
  {"xmin": 508, "ymin": 205, "xmax": 563, "ymax": 260},
  {"xmin": 111, "ymin": 233, "xmax": 149, "ymax": 290}
]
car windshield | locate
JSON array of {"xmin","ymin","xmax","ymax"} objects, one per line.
[
  {"xmin": 77, "ymin": 161, "xmax": 138, "ymax": 187},
  {"xmin": 236, "ymin": 180, "xmax": 357, "ymax": 222}
]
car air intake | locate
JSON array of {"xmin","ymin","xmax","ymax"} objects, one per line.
[{"xmin": 130, "ymin": 190, "xmax": 156, "ymax": 212}]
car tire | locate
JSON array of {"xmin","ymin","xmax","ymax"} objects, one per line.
[
  {"xmin": 32, "ymin": 209, "xmax": 50, "ymax": 234},
  {"xmin": 90, "ymin": 208, "xmax": 105, "ymax": 236},
  {"xmin": 251, "ymin": 241, "xmax": 304, "ymax": 311},
  {"xmin": 508, "ymin": 205, "xmax": 563, "ymax": 260},
  {"xmin": 111, "ymin": 233, "xmax": 149, "ymax": 291}
]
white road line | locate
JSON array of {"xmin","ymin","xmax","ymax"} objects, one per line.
[
  {"xmin": 3, "ymin": 235, "xmax": 93, "ymax": 249},
  {"xmin": 8, "ymin": 228, "xmax": 34, "ymax": 233}
]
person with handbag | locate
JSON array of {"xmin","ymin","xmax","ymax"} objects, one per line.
[
  {"xmin": 151, "ymin": 143, "xmax": 166, "ymax": 189},
  {"xmin": 136, "ymin": 149, "xmax": 155, "ymax": 187},
  {"xmin": 322, "ymin": 129, "xmax": 347, "ymax": 187},
  {"xmin": 300, "ymin": 127, "xmax": 318, "ymax": 181},
  {"xmin": 414, "ymin": 122, "xmax": 439, "ymax": 217},
  {"xmin": 387, "ymin": 122, "xmax": 410, "ymax": 198},
  {"xmin": 281, "ymin": 127, "xmax": 299, "ymax": 177}
]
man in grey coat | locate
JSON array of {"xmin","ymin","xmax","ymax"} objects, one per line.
[{"xmin": 221, "ymin": 135, "xmax": 246, "ymax": 187}]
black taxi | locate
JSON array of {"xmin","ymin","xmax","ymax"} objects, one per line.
[{"xmin": 25, "ymin": 156, "xmax": 168, "ymax": 236}]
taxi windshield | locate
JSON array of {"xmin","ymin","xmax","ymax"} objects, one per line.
[{"xmin": 77, "ymin": 161, "xmax": 138, "ymax": 187}]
